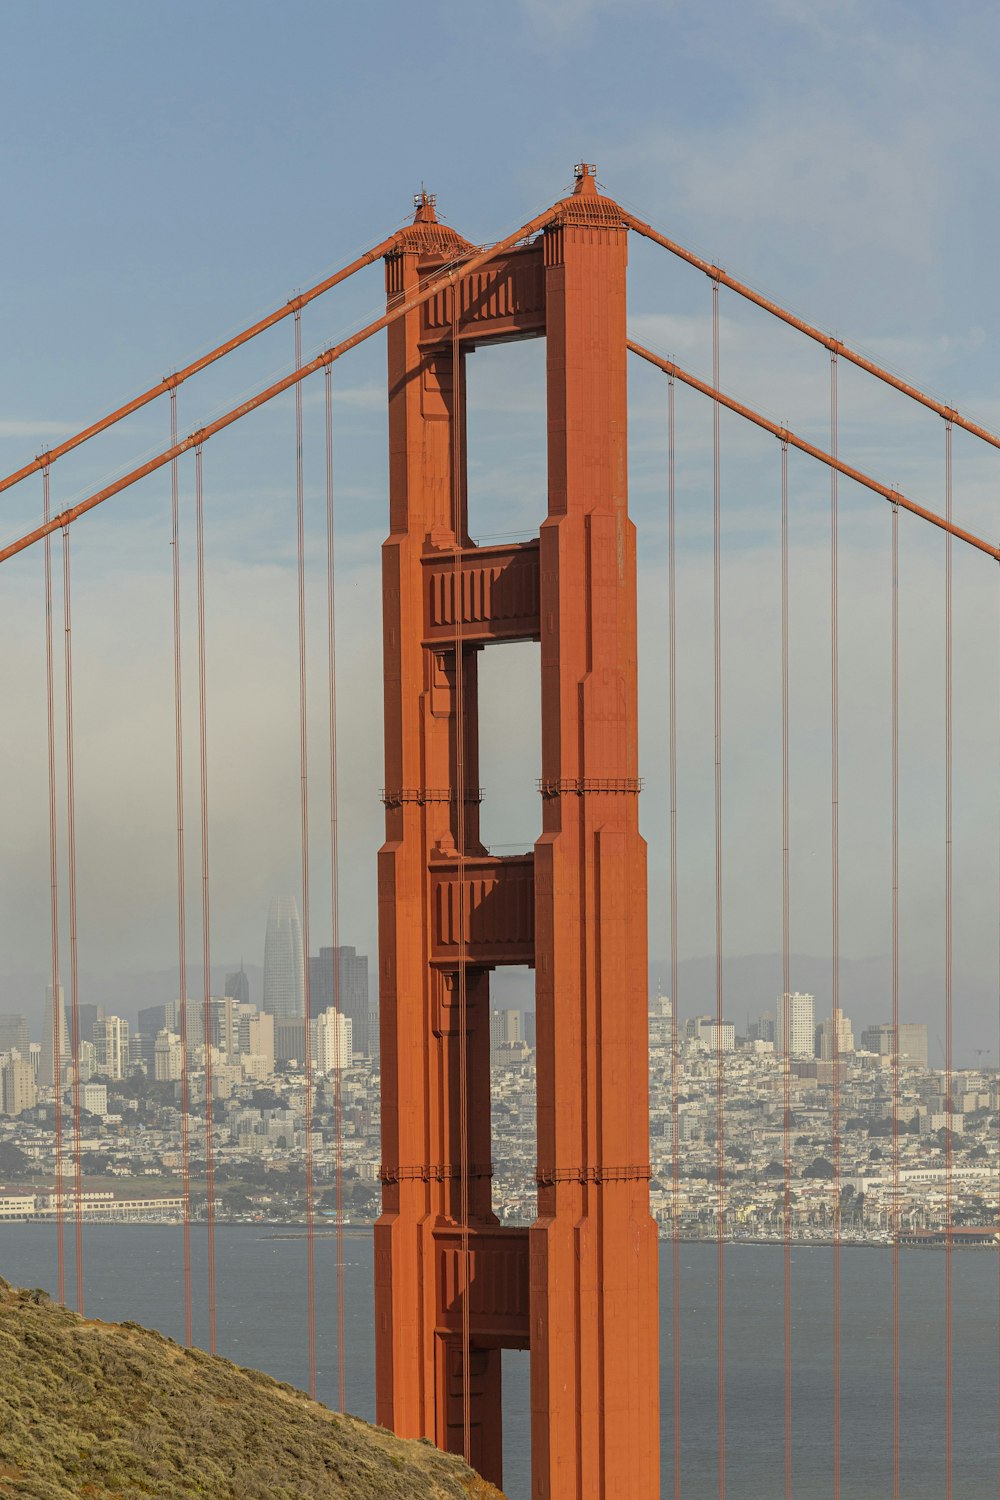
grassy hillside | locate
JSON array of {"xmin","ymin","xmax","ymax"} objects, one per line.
[{"xmin": 0, "ymin": 1278, "xmax": 503, "ymax": 1500}]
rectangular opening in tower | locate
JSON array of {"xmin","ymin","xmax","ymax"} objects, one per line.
[
  {"xmin": 476, "ymin": 640, "xmax": 540, "ymax": 854},
  {"xmin": 501, "ymin": 1348, "xmax": 531, "ymax": 1500},
  {"xmin": 488, "ymin": 963, "xmax": 536, "ymax": 1227},
  {"xmin": 463, "ymin": 338, "xmax": 546, "ymax": 545}
]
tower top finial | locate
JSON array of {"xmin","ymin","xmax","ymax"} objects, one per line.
[
  {"xmin": 573, "ymin": 162, "xmax": 598, "ymax": 196},
  {"xmin": 413, "ymin": 186, "xmax": 438, "ymax": 223}
]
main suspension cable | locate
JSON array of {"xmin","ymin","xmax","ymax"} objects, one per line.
[
  {"xmin": 61, "ymin": 525, "xmax": 85, "ymax": 1313},
  {"xmin": 0, "ymin": 236, "xmax": 402, "ymax": 499},
  {"xmin": 324, "ymin": 363, "xmax": 346, "ymax": 1414},
  {"xmin": 294, "ymin": 310, "xmax": 318, "ymax": 1402},
  {"xmin": 0, "ymin": 206, "xmax": 559, "ymax": 568},
  {"xmin": 667, "ymin": 372, "xmax": 683, "ymax": 1500},
  {"xmin": 170, "ymin": 391, "xmax": 194, "ymax": 1348},
  {"xmin": 625, "ymin": 344, "xmax": 1000, "ymax": 565},
  {"xmin": 194, "ymin": 444, "xmax": 217, "ymax": 1354},
  {"xmin": 623, "ymin": 212, "xmax": 1000, "ymax": 455}
]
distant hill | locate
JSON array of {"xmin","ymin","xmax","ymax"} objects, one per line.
[{"xmin": 0, "ymin": 1277, "xmax": 502, "ymax": 1500}]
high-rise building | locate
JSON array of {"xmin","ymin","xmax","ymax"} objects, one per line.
[
  {"xmin": 1, "ymin": 1055, "xmax": 36, "ymax": 1116},
  {"xmin": 776, "ymin": 992, "xmax": 816, "ymax": 1058},
  {"xmin": 225, "ymin": 965, "xmax": 251, "ymax": 1008},
  {"xmin": 93, "ymin": 1015, "xmax": 130, "ymax": 1080},
  {"xmin": 648, "ymin": 992, "xmax": 673, "ymax": 1052},
  {"xmin": 367, "ymin": 1001, "xmax": 380, "ymax": 1068},
  {"xmin": 860, "ymin": 1022, "xmax": 929, "ymax": 1070},
  {"xmin": 309, "ymin": 946, "xmax": 369, "ymax": 1055},
  {"xmin": 263, "ymin": 896, "xmax": 305, "ymax": 1021},
  {"xmin": 748, "ymin": 1012, "xmax": 776, "ymax": 1045},
  {"xmin": 0, "ymin": 1015, "xmax": 29, "ymax": 1058},
  {"xmin": 490, "ymin": 1007, "xmax": 521, "ymax": 1063},
  {"xmin": 522, "ymin": 1011, "xmax": 536, "ymax": 1049},
  {"xmin": 316, "ymin": 1009, "xmax": 353, "ymax": 1072},
  {"xmin": 275, "ymin": 1018, "xmax": 306, "ymax": 1067},
  {"xmin": 40, "ymin": 985, "xmax": 71, "ymax": 1090},
  {"xmin": 69, "ymin": 1004, "xmax": 104, "ymax": 1050},
  {"xmin": 816, "ymin": 1008, "xmax": 855, "ymax": 1061},
  {"xmin": 137, "ymin": 1002, "xmax": 180, "ymax": 1070},
  {"xmin": 154, "ymin": 1030, "xmax": 183, "ymax": 1082},
  {"xmin": 238, "ymin": 1009, "xmax": 274, "ymax": 1074}
]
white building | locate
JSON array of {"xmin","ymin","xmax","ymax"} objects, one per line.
[
  {"xmin": 82, "ymin": 1082, "xmax": 108, "ymax": 1117},
  {"xmin": 776, "ymin": 992, "xmax": 816, "ymax": 1058},
  {"xmin": 816, "ymin": 1008, "xmax": 854, "ymax": 1061},
  {"xmin": 93, "ymin": 1015, "xmax": 130, "ymax": 1080},
  {"xmin": 316, "ymin": 1009, "xmax": 352, "ymax": 1072},
  {"xmin": 2, "ymin": 1055, "xmax": 37, "ymax": 1116},
  {"xmin": 154, "ymin": 1029, "xmax": 183, "ymax": 1083}
]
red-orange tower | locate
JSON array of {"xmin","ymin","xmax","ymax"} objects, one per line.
[{"xmin": 375, "ymin": 167, "xmax": 659, "ymax": 1499}]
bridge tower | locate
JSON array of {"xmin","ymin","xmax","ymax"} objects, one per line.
[{"xmin": 375, "ymin": 167, "xmax": 660, "ymax": 1499}]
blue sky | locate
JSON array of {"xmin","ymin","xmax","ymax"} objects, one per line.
[{"xmin": 1, "ymin": 0, "xmax": 999, "ymax": 1052}]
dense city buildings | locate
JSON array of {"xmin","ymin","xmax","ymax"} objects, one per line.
[
  {"xmin": 0, "ymin": 1015, "xmax": 29, "ymax": 1058},
  {"xmin": 262, "ymin": 895, "xmax": 305, "ymax": 1020},
  {"xmin": 0, "ymin": 962, "xmax": 987, "ymax": 1247}
]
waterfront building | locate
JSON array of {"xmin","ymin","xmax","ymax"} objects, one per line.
[
  {"xmin": 263, "ymin": 896, "xmax": 305, "ymax": 1020},
  {"xmin": 776, "ymin": 992, "xmax": 816, "ymax": 1058}
]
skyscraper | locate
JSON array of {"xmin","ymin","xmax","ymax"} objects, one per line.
[
  {"xmin": 776, "ymin": 991, "xmax": 816, "ymax": 1058},
  {"xmin": 40, "ymin": 985, "xmax": 71, "ymax": 1090},
  {"xmin": 93, "ymin": 1015, "xmax": 130, "ymax": 1081},
  {"xmin": 0, "ymin": 1015, "xmax": 29, "ymax": 1058},
  {"xmin": 316, "ymin": 1009, "xmax": 352, "ymax": 1072},
  {"xmin": 816, "ymin": 1008, "xmax": 855, "ymax": 1061},
  {"xmin": 262, "ymin": 896, "xmax": 305, "ymax": 1020},
  {"xmin": 225, "ymin": 964, "xmax": 251, "ymax": 1007},
  {"xmin": 309, "ymin": 945, "xmax": 368, "ymax": 1055}
]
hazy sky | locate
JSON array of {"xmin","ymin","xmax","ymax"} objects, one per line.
[{"xmin": 1, "ymin": 0, "xmax": 999, "ymax": 1053}]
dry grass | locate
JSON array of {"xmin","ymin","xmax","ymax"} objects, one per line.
[{"xmin": 0, "ymin": 1278, "xmax": 505, "ymax": 1500}]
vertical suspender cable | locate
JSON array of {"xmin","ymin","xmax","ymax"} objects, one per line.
[
  {"xmin": 43, "ymin": 468, "xmax": 66, "ymax": 1306},
  {"xmin": 294, "ymin": 309, "xmax": 318, "ymax": 1402},
  {"xmin": 891, "ymin": 500, "xmax": 901, "ymax": 1500},
  {"xmin": 780, "ymin": 439, "xmax": 792, "ymax": 1500},
  {"xmin": 830, "ymin": 353, "xmax": 842, "ymax": 1500},
  {"xmin": 667, "ymin": 372, "xmax": 682, "ymax": 1500},
  {"xmin": 452, "ymin": 284, "xmax": 473, "ymax": 1467},
  {"xmin": 61, "ymin": 525, "xmax": 85, "ymax": 1314},
  {"xmin": 194, "ymin": 444, "xmax": 217, "ymax": 1354},
  {"xmin": 324, "ymin": 363, "xmax": 346, "ymax": 1414},
  {"xmin": 170, "ymin": 390, "xmax": 194, "ymax": 1348},
  {"xmin": 944, "ymin": 420, "xmax": 954, "ymax": 1500},
  {"xmin": 711, "ymin": 277, "xmax": 726, "ymax": 1500}
]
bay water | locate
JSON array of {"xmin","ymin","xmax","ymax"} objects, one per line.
[{"xmin": 1, "ymin": 1225, "xmax": 997, "ymax": 1498}]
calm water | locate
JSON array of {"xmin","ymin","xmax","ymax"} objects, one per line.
[{"xmin": 1, "ymin": 1225, "xmax": 997, "ymax": 1498}]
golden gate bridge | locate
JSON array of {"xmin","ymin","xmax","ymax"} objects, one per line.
[{"xmin": 1, "ymin": 164, "xmax": 996, "ymax": 1500}]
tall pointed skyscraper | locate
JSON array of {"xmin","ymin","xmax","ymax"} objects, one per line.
[
  {"xmin": 262, "ymin": 896, "xmax": 305, "ymax": 1020},
  {"xmin": 40, "ymin": 983, "xmax": 71, "ymax": 1089}
]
